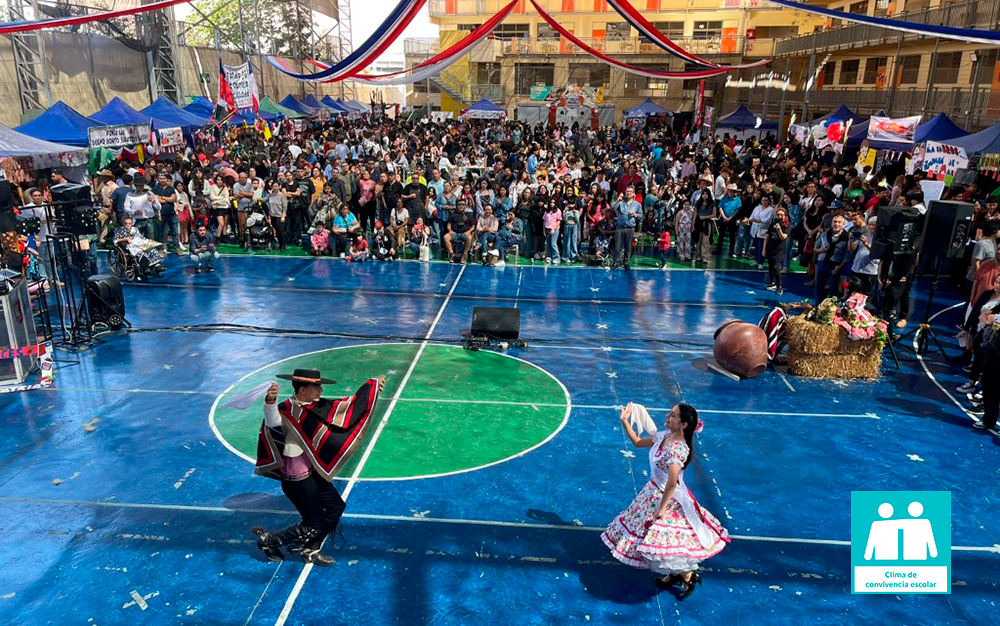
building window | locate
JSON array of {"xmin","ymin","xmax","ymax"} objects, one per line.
[
  {"xmin": 822, "ymin": 61, "xmax": 836, "ymax": 86},
  {"xmin": 862, "ymin": 57, "xmax": 886, "ymax": 84},
  {"xmin": 646, "ymin": 0, "xmax": 660, "ymax": 10},
  {"xmin": 515, "ymin": 64, "xmax": 555, "ymax": 94},
  {"xmin": 840, "ymin": 59, "xmax": 860, "ymax": 84},
  {"xmin": 624, "ymin": 66, "xmax": 669, "ymax": 91},
  {"xmin": 476, "ymin": 63, "xmax": 501, "ymax": 84},
  {"xmin": 606, "ymin": 22, "xmax": 630, "ymax": 40},
  {"xmin": 642, "ymin": 21, "xmax": 684, "ymax": 42},
  {"xmin": 693, "ymin": 21, "xmax": 722, "ymax": 41},
  {"xmin": 562, "ymin": 0, "xmax": 574, "ymax": 11},
  {"xmin": 593, "ymin": 0, "xmax": 608, "ymax": 11},
  {"xmin": 934, "ymin": 51, "xmax": 962, "ymax": 84},
  {"xmin": 848, "ymin": 1, "xmax": 867, "ymax": 14},
  {"xmin": 537, "ymin": 24, "xmax": 559, "ymax": 40},
  {"xmin": 457, "ymin": 24, "xmax": 481, "ymax": 31},
  {"xmin": 568, "ymin": 64, "xmax": 610, "ymax": 87},
  {"xmin": 492, "ymin": 24, "xmax": 529, "ymax": 40},
  {"xmin": 899, "ymin": 54, "xmax": 921, "ymax": 84},
  {"xmin": 903, "ymin": 0, "xmax": 930, "ymax": 14}
]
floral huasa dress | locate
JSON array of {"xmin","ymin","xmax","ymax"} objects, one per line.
[{"xmin": 601, "ymin": 433, "xmax": 730, "ymax": 574}]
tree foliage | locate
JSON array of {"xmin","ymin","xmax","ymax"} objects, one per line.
[{"xmin": 184, "ymin": 0, "xmax": 314, "ymax": 59}]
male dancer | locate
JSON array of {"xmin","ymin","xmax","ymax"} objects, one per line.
[{"xmin": 252, "ymin": 368, "xmax": 385, "ymax": 565}]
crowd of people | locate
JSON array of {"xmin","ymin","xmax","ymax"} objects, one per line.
[{"xmin": 5, "ymin": 109, "xmax": 998, "ymax": 428}]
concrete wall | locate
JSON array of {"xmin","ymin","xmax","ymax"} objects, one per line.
[{"xmin": 0, "ymin": 31, "xmax": 399, "ymax": 128}]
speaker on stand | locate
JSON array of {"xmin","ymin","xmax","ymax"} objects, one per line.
[{"xmin": 910, "ymin": 200, "xmax": 973, "ymax": 361}]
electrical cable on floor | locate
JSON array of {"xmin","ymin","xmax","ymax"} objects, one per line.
[{"xmin": 98, "ymin": 322, "xmax": 715, "ymax": 351}]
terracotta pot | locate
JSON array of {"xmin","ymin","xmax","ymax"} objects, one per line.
[{"xmin": 713, "ymin": 320, "xmax": 769, "ymax": 379}]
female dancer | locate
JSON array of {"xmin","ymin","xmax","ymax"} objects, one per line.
[{"xmin": 602, "ymin": 403, "xmax": 729, "ymax": 599}]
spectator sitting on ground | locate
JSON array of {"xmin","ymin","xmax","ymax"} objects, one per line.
[
  {"xmin": 372, "ymin": 221, "xmax": 397, "ymax": 261},
  {"xmin": 310, "ymin": 221, "xmax": 331, "ymax": 256},
  {"xmin": 347, "ymin": 232, "xmax": 369, "ymax": 262},
  {"xmin": 188, "ymin": 223, "xmax": 219, "ymax": 273}
]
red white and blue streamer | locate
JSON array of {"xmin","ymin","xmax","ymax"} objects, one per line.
[
  {"xmin": 764, "ymin": 0, "xmax": 1000, "ymax": 46},
  {"xmin": 311, "ymin": 0, "xmax": 518, "ymax": 85},
  {"xmin": 530, "ymin": 0, "xmax": 736, "ymax": 80},
  {"xmin": 607, "ymin": 0, "xmax": 769, "ymax": 70},
  {"xmin": 0, "ymin": 0, "xmax": 194, "ymax": 35},
  {"xmin": 265, "ymin": 0, "xmax": 427, "ymax": 82}
]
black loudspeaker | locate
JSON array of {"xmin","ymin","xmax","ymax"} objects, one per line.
[
  {"xmin": 471, "ymin": 306, "xmax": 520, "ymax": 340},
  {"xmin": 921, "ymin": 200, "xmax": 974, "ymax": 259},
  {"xmin": 871, "ymin": 206, "xmax": 923, "ymax": 259},
  {"xmin": 87, "ymin": 274, "xmax": 125, "ymax": 330},
  {"xmin": 51, "ymin": 182, "xmax": 97, "ymax": 236},
  {"xmin": 0, "ymin": 180, "xmax": 12, "ymax": 212}
]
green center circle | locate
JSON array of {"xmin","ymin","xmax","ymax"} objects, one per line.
[{"xmin": 210, "ymin": 344, "xmax": 570, "ymax": 480}]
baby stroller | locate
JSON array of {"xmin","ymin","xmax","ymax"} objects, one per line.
[{"xmin": 245, "ymin": 202, "xmax": 277, "ymax": 252}]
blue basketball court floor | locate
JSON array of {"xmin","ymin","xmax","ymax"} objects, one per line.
[{"xmin": 0, "ymin": 255, "xmax": 996, "ymax": 625}]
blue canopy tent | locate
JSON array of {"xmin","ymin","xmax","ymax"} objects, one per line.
[
  {"xmin": 303, "ymin": 94, "xmax": 343, "ymax": 115},
  {"xmin": 335, "ymin": 98, "xmax": 364, "ymax": 114},
  {"xmin": 320, "ymin": 96, "xmax": 351, "ymax": 115},
  {"xmin": 90, "ymin": 97, "xmax": 178, "ymax": 131},
  {"xmin": 623, "ymin": 98, "xmax": 673, "ymax": 118},
  {"xmin": 460, "ymin": 97, "xmax": 507, "ymax": 119},
  {"xmin": 811, "ymin": 104, "xmax": 866, "ymax": 127},
  {"xmin": 143, "ymin": 96, "xmax": 209, "ymax": 128},
  {"xmin": 942, "ymin": 122, "xmax": 1000, "ymax": 156},
  {"xmin": 914, "ymin": 113, "xmax": 969, "ymax": 144},
  {"xmin": 181, "ymin": 96, "xmax": 275, "ymax": 124},
  {"xmin": 715, "ymin": 105, "xmax": 777, "ymax": 130},
  {"xmin": 14, "ymin": 101, "xmax": 101, "ymax": 147},
  {"xmin": 280, "ymin": 95, "xmax": 319, "ymax": 116},
  {"xmin": 347, "ymin": 99, "xmax": 371, "ymax": 113}
]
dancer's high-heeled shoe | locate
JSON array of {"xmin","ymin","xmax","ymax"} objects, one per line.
[
  {"xmin": 654, "ymin": 574, "xmax": 682, "ymax": 590},
  {"xmin": 676, "ymin": 572, "xmax": 702, "ymax": 600}
]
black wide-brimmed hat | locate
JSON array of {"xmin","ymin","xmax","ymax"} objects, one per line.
[{"xmin": 276, "ymin": 368, "xmax": 336, "ymax": 384}]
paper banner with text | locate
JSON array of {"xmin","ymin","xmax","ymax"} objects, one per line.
[
  {"xmin": 222, "ymin": 62, "xmax": 260, "ymax": 113},
  {"xmin": 88, "ymin": 122, "xmax": 151, "ymax": 149},
  {"xmin": 157, "ymin": 127, "xmax": 184, "ymax": 150},
  {"xmin": 867, "ymin": 115, "xmax": 921, "ymax": 144},
  {"xmin": 921, "ymin": 142, "xmax": 969, "ymax": 183}
]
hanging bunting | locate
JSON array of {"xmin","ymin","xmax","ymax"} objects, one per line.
[
  {"xmin": 311, "ymin": 0, "xmax": 518, "ymax": 86},
  {"xmin": 606, "ymin": 0, "xmax": 769, "ymax": 70},
  {"xmin": 265, "ymin": 0, "xmax": 427, "ymax": 82},
  {"xmin": 763, "ymin": 0, "xmax": 1000, "ymax": 46},
  {"xmin": 529, "ymin": 0, "xmax": 737, "ymax": 79},
  {"xmin": 0, "ymin": 0, "xmax": 194, "ymax": 35}
]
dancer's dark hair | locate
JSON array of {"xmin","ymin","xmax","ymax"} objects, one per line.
[{"xmin": 677, "ymin": 404, "xmax": 699, "ymax": 468}]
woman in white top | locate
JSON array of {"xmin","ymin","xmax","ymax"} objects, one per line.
[{"xmin": 209, "ymin": 173, "xmax": 232, "ymax": 240}]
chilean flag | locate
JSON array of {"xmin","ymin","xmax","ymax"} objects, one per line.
[{"xmin": 215, "ymin": 59, "xmax": 236, "ymax": 120}]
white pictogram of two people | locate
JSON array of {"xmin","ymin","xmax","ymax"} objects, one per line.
[{"xmin": 864, "ymin": 501, "xmax": 938, "ymax": 560}]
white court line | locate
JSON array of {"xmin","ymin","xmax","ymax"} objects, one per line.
[
  {"xmin": 1, "ymin": 496, "xmax": 995, "ymax": 554},
  {"xmin": 33, "ymin": 385, "xmax": 880, "ymax": 419},
  {"xmin": 528, "ymin": 344, "xmax": 710, "ymax": 355},
  {"xmin": 273, "ymin": 264, "xmax": 466, "ymax": 626},
  {"xmin": 779, "ymin": 373, "xmax": 796, "ymax": 392},
  {"xmin": 916, "ymin": 302, "xmax": 1000, "ymax": 439}
]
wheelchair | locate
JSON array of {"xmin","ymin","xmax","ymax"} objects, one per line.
[{"xmin": 108, "ymin": 242, "xmax": 165, "ymax": 281}]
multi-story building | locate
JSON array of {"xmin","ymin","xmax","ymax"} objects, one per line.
[
  {"xmin": 769, "ymin": 0, "xmax": 1000, "ymax": 131},
  {"xmin": 406, "ymin": 0, "xmax": 821, "ymax": 117}
]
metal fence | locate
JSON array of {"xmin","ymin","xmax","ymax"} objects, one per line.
[
  {"xmin": 729, "ymin": 86, "xmax": 1000, "ymax": 130},
  {"xmin": 428, "ymin": 0, "xmax": 724, "ymax": 16},
  {"xmin": 500, "ymin": 36, "xmax": 773, "ymax": 58},
  {"xmin": 774, "ymin": 0, "xmax": 1000, "ymax": 56}
]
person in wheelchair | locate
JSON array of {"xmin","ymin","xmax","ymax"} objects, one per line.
[{"xmin": 112, "ymin": 215, "xmax": 166, "ymax": 281}]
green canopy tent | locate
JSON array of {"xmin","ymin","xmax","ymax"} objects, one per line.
[{"xmin": 259, "ymin": 96, "xmax": 304, "ymax": 119}]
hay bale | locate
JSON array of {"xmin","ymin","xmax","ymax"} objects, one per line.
[
  {"xmin": 786, "ymin": 349, "xmax": 882, "ymax": 380},
  {"xmin": 785, "ymin": 315, "xmax": 883, "ymax": 358}
]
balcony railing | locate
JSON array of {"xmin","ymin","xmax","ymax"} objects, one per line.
[
  {"xmin": 500, "ymin": 36, "xmax": 773, "ymax": 58},
  {"xmin": 404, "ymin": 38, "xmax": 440, "ymax": 56},
  {"xmin": 774, "ymin": 0, "xmax": 1000, "ymax": 56},
  {"xmin": 428, "ymin": 0, "xmax": 731, "ymax": 16},
  {"xmin": 744, "ymin": 87, "xmax": 1000, "ymax": 130}
]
